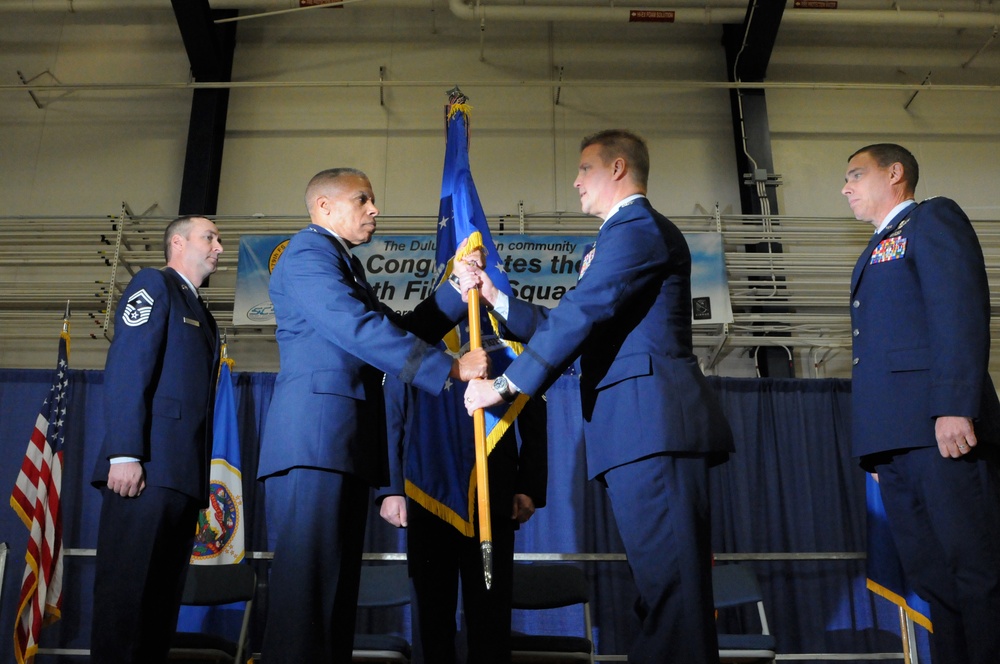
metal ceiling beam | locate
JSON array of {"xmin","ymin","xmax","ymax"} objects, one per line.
[
  {"xmin": 723, "ymin": 0, "xmax": 784, "ymax": 216},
  {"xmin": 171, "ymin": 0, "xmax": 237, "ymax": 216},
  {"xmin": 722, "ymin": 1, "xmax": 790, "ymax": 377}
]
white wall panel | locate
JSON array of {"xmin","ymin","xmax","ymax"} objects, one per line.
[{"xmin": 2, "ymin": 6, "xmax": 999, "ymax": 374}]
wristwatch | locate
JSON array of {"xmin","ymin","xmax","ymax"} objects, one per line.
[{"xmin": 493, "ymin": 374, "xmax": 518, "ymax": 403}]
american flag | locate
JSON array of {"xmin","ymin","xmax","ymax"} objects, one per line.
[{"xmin": 9, "ymin": 322, "xmax": 70, "ymax": 664}]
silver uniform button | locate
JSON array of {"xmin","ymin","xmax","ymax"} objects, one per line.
[
  {"xmin": 853, "ymin": 329, "xmax": 860, "ymax": 337},
  {"xmin": 853, "ymin": 300, "xmax": 860, "ymax": 308},
  {"xmin": 853, "ymin": 357, "xmax": 860, "ymax": 365}
]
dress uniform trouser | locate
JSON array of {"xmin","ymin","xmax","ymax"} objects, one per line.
[
  {"xmin": 874, "ymin": 446, "xmax": 1000, "ymax": 664},
  {"xmin": 262, "ymin": 467, "xmax": 370, "ymax": 664},
  {"xmin": 603, "ymin": 453, "xmax": 720, "ymax": 664},
  {"xmin": 91, "ymin": 487, "xmax": 200, "ymax": 664}
]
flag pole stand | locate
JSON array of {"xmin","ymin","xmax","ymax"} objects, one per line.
[{"xmin": 898, "ymin": 606, "xmax": 914, "ymax": 664}]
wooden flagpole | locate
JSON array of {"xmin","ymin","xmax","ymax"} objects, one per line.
[{"xmin": 457, "ymin": 231, "xmax": 493, "ymax": 589}]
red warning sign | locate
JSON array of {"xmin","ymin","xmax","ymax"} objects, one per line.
[
  {"xmin": 628, "ymin": 10, "xmax": 676, "ymax": 23},
  {"xmin": 793, "ymin": 1, "xmax": 838, "ymax": 8}
]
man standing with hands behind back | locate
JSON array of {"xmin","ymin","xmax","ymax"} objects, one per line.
[
  {"xmin": 843, "ymin": 143, "xmax": 1000, "ymax": 663},
  {"xmin": 258, "ymin": 167, "xmax": 488, "ymax": 663},
  {"xmin": 91, "ymin": 215, "xmax": 223, "ymax": 663},
  {"xmin": 464, "ymin": 130, "xmax": 733, "ymax": 663}
]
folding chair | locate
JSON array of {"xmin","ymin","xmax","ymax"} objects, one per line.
[
  {"xmin": 353, "ymin": 563, "xmax": 412, "ymax": 663},
  {"xmin": 510, "ymin": 563, "xmax": 595, "ymax": 663},
  {"xmin": 713, "ymin": 563, "xmax": 777, "ymax": 664},
  {"xmin": 168, "ymin": 563, "xmax": 257, "ymax": 664}
]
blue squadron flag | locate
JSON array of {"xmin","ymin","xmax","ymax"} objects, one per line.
[
  {"xmin": 865, "ymin": 473, "xmax": 932, "ymax": 631},
  {"xmin": 403, "ymin": 90, "xmax": 526, "ymax": 534}
]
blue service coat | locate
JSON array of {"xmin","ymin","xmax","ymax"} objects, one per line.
[
  {"xmin": 849, "ymin": 196, "xmax": 1000, "ymax": 462},
  {"xmin": 257, "ymin": 224, "xmax": 468, "ymax": 487},
  {"xmin": 91, "ymin": 266, "xmax": 220, "ymax": 501},
  {"xmin": 501, "ymin": 198, "xmax": 733, "ymax": 478}
]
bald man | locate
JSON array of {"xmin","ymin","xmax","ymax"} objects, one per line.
[{"xmin": 258, "ymin": 168, "xmax": 488, "ymax": 663}]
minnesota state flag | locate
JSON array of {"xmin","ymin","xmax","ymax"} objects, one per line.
[
  {"xmin": 176, "ymin": 356, "xmax": 246, "ymax": 632},
  {"xmin": 403, "ymin": 90, "xmax": 525, "ymax": 534}
]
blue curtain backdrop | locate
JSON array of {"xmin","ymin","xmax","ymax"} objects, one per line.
[{"xmin": 0, "ymin": 369, "xmax": 926, "ymax": 663}]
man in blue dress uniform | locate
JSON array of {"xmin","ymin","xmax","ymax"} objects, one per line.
[
  {"xmin": 464, "ymin": 130, "xmax": 733, "ymax": 663},
  {"xmin": 257, "ymin": 168, "xmax": 488, "ymax": 663},
  {"xmin": 91, "ymin": 215, "xmax": 223, "ymax": 663},
  {"xmin": 843, "ymin": 143, "xmax": 1000, "ymax": 664},
  {"xmin": 379, "ymin": 368, "xmax": 547, "ymax": 664}
]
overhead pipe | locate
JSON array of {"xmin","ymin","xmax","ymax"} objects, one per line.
[
  {"xmin": 448, "ymin": 2, "xmax": 745, "ymax": 24},
  {"xmin": 3, "ymin": 0, "xmax": 996, "ymax": 11},
  {"xmin": 447, "ymin": 0, "xmax": 1000, "ymax": 28},
  {"xmin": 3, "ymin": 0, "xmax": 1000, "ymax": 31},
  {"xmin": 8, "ymin": 79, "xmax": 1000, "ymax": 94},
  {"xmin": 783, "ymin": 7, "xmax": 1000, "ymax": 29}
]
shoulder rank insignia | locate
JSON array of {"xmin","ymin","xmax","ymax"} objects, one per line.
[
  {"xmin": 122, "ymin": 288, "xmax": 155, "ymax": 327},
  {"xmin": 887, "ymin": 216, "xmax": 910, "ymax": 238},
  {"xmin": 870, "ymin": 236, "xmax": 907, "ymax": 264}
]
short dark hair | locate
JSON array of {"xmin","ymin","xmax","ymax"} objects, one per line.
[
  {"xmin": 305, "ymin": 168, "xmax": 369, "ymax": 212},
  {"xmin": 163, "ymin": 215, "xmax": 205, "ymax": 262},
  {"xmin": 581, "ymin": 129, "xmax": 650, "ymax": 188},
  {"xmin": 849, "ymin": 143, "xmax": 919, "ymax": 192}
]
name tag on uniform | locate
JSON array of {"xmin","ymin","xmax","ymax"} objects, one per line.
[
  {"xmin": 183, "ymin": 317, "xmax": 201, "ymax": 327},
  {"xmin": 870, "ymin": 236, "xmax": 907, "ymax": 264}
]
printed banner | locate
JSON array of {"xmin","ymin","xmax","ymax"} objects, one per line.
[{"xmin": 233, "ymin": 232, "xmax": 733, "ymax": 325}]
